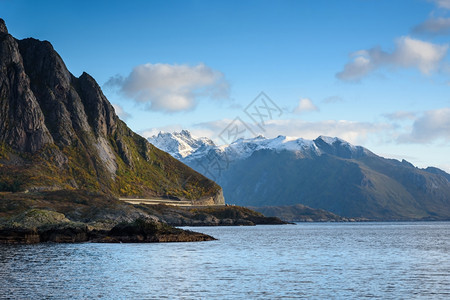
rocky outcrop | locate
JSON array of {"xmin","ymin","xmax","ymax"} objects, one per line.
[
  {"xmin": 212, "ymin": 188, "xmax": 225, "ymax": 205},
  {"xmin": 77, "ymin": 72, "xmax": 117, "ymax": 137},
  {"xmin": 0, "ymin": 208, "xmax": 88, "ymax": 243},
  {"xmin": 96, "ymin": 219, "xmax": 215, "ymax": 243},
  {"xmin": 192, "ymin": 188, "xmax": 225, "ymax": 206},
  {"xmin": 136, "ymin": 204, "xmax": 288, "ymax": 226},
  {"xmin": 0, "ymin": 19, "xmax": 222, "ymax": 203},
  {"xmin": 0, "ymin": 227, "xmax": 40, "ymax": 244},
  {"xmin": 0, "ymin": 220, "xmax": 214, "ymax": 244},
  {"xmin": 0, "ymin": 207, "xmax": 214, "ymax": 244},
  {"xmin": 0, "ymin": 19, "xmax": 7, "ymax": 34}
]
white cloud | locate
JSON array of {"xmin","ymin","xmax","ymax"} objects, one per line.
[
  {"xmin": 262, "ymin": 119, "xmax": 389, "ymax": 145},
  {"xmin": 293, "ymin": 98, "xmax": 319, "ymax": 114},
  {"xmin": 398, "ymin": 108, "xmax": 450, "ymax": 143},
  {"xmin": 105, "ymin": 63, "xmax": 229, "ymax": 112},
  {"xmin": 430, "ymin": 0, "xmax": 450, "ymax": 9},
  {"xmin": 394, "ymin": 37, "xmax": 448, "ymax": 73},
  {"xmin": 413, "ymin": 17, "xmax": 450, "ymax": 35},
  {"xmin": 112, "ymin": 103, "xmax": 131, "ymax": 120},
  {"xmin": 337, "ymin": 36, "xmax": 448, "ymax": 81},
  {"xmin": 337, "ymin": 55, "xmax": 375, "ymax": 81}
]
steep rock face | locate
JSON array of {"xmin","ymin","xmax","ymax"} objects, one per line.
[
  {"xmin": 18, "ymin": 38, "xmax": 87, "ymax": 146},
  {"xmin": 77, "ymin": 72, "xmax": 117, "ymax": 137},
  {"xmin": 191, "ymin": 188, "xmax": 225, "ymax": 206},
  {"xmin": 0, "ymin": 22, "xmax": 53, "ymax": 153},
  {"xmin": 0, "ymin": 19, "xmax": 221, "ymax": 202}
]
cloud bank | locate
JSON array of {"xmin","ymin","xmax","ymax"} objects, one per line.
[
  {"xmin": 195, "ymin": 118, "xmax": 389, "ymax": 145},
  {"xmin": 336, "ymin": 36, "xmax": 448, "ymax": 81},
  {"xmin": 194, "ymin": 108, "xmax": 450, "ymax": 146},
  {"xmin": 106, "ymin": 63, "xmax": 229, "ymax": 112}
]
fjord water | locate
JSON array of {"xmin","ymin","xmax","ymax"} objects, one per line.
[{"xmin": 1, "ymin": 223, "xmax": 449, "ymax": 299}]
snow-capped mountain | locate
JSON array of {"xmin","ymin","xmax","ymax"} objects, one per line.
[
  {"xmin": 148, "ymin": 130, "xmax": 216, "ymax": 160},
  {"xmin": 148, "ymin": 130, "xmax": 450, "ymax": 221},
  {"xmin": 148, "ymin": 130, "xmax": 371, "ymax": 163}
]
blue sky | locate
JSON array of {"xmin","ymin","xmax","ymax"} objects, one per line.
[{"xmin": 1, "ymin": 0, "xmax": 450, "ymax": 171}]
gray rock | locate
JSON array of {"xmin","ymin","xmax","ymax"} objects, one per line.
[
  {"xmin": 0, "ymin": 18, "xmax": 7, "ymax": 34},
  {"xmin": 0, "ymin": 30, "xmax": 53, "ymax": 153}
]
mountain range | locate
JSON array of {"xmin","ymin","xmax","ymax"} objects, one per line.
[
  {"xmin": 0, "ymin": 19, "xmax": 223, "ymax": 204},
  {"xmin": 149, "ymin": 130, "xmax": 450, "ymax": 220}
]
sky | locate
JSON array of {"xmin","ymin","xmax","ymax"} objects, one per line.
[{"xmin": 1, "ymin": 0, "xmax": 450, "ymax": 171}]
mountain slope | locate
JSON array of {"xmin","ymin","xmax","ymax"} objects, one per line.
[
  {"xmin": 0, "ymin": 19, "xmax": 222, "ymax": 203},
  {"xmin": 149, "ymin": 130, "xmax": 450, "ymax": 220}
]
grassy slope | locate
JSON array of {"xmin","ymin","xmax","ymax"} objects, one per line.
[{"xmin": 110, "ymin": 121, "xmax": 219, "ymax": 199}]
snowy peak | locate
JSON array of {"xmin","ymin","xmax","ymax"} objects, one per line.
[
  {"xmin": 226, "ymin": 134, "xmax": 319, "ymax": 160},
  {"xmin": 314, "ymin": 136, "xmax": 368, "ymax": 159},
  {"xmin": 148, "ymin": 130, "xmax": 216, "ymax": 159},
  {"xmin": 149, "ymin": 130, "xmax": 371, "ymax": 162},
  {"xmin": 316, "ymin": 135, "xmax": 347, "ymax": 145}
]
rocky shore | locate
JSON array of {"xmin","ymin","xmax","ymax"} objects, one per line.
[
  {"xmin": 0, "ymin": 209, "xmax": 214, "ymax": 244},
  {"xmin": 136, "ymin": 204, "xmax": 288, "ymax": 226},
  {"xmin": 0, "ymin": 190, "xmax": 286, "ymax": 244}
]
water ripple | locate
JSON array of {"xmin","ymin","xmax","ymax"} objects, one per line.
[{"xmin": 0, "ymin": 222, "xmax": 449, "ymax": 299}]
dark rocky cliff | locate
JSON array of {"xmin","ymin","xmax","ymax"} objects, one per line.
[
  {"xmin": 0, "ymin": 19, "xmax": 223, "ymax": 202},
  {"xmin": 0, "ymin": 20, "xmax": 53, "ymax": 153}
]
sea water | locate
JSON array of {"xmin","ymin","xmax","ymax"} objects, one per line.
[{"xmin": 1, "ymin": 222, "xmax": 449, "ymax": 299}]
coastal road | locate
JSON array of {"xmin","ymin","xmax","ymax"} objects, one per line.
[
  {"xmin": 119, "ymin": 198, "xmax": 193, "ymax": 206},
  {"xmin": 119, "ymin": 198, "xmax": 226, "ymax": 207}
]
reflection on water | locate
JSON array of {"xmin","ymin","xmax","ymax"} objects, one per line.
[{"xmin": 1, "ymin": 222, "xmax": 449, "ymax": 299}]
